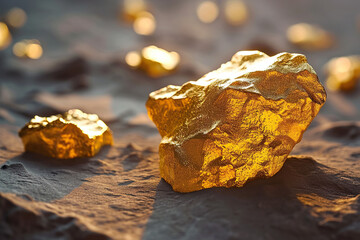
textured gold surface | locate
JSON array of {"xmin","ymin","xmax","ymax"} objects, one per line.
[
  {"xmin": 325, "ymin": 55, "xmax": 360, "ymax": 92},
  {"xmin": 146, "ymin": 50, "xmax": 326, "ymax": 192},
  {"xmin": 19, "ymin": 109, "xmax": 113, "ymax": 159}
]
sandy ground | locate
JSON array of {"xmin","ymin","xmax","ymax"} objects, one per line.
[{"xmin": 0, "ymin": 0, "xmax": 360, "ymax": 239}]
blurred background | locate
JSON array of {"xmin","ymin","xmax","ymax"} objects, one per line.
[{"xmin": 0, "ymin": 0, "xmax": 360, "ymax": 134}]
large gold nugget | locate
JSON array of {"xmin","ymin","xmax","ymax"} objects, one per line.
[
  {"xmin": 146, "ymin": 51, "xmax": 326, "ymax": 192},
  {"xmin": 19, "ymin": 109, "xmax": 113, "ymax": 159}
]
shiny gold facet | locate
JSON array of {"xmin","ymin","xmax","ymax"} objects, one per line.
[
  {"xmin": 19, "ymin": 109, "xmax": 113, "ymax": 159},
  {"xmin": 325, "ymin": 55, "xmax": 360, "ymax": 92},
  {"xmin": 146, "ymin": 50, "xmax": 326, "ymax": 192},
  {"xmin": 287, "ymin": 23, "xmax": 334, "ymax": 50}
]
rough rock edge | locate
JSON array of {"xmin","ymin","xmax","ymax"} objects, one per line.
[
  {"xmin": 0, "ymin": 193, "xmax": 110, "ymax": 240},
  {"xmin": 149, "ymin": 51, "xmax": 326, "ymax": 105}
]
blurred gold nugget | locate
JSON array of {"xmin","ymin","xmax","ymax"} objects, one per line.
[
  {"xmin": 325, "ymin": 55, "xmax": 360, "ymax": 91},
  {"xmin": 13, "ymin": 39, "xmax": 43, "ymax": 59},
  {"xmin": 19, "ymin": 109, "xmax": 113, "ymax": 159},
  {"xmin": 146, "ymin": 51, "xmax": 326, "ymax": 192},
  {"xmin": 125, "ymin": 45, "xmax": 180, "ymax": 77},
  {"xmin": 0, "ymin": 22, "xmax": 12, "ymax": 50},
  {"xmin": 287, "ymin": 23, "xmax": 334, "ymax": 50}
]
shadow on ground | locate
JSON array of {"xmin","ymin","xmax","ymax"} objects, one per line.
[
  {"xmin": 143, "ymin": 156, "xmax": 360, "ymax": 240},
  {"xmin": 0, "ymin": 146, "xmax": 111, "ymax": 202}
]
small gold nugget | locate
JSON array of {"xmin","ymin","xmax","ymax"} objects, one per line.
[
  {"xmin": 146, "ymin": 51, "xmax": 326, "ymax": 192},
  {"xmin": 125, "ymin": 45, "xmax": 180, "ymax": 78},
  {"xmin": 19, "ymin": 109, "xmax": 113, "ymax": 159}
]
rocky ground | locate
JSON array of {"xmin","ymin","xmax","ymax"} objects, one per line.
[{"xmin": 0, "ymin": 0, "xmax": 359, "ymax": 239}]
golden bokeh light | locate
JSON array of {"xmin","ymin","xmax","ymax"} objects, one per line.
[
  {"xmin": 197, "ymin": 1, "xmax": 219, "ymax": 23},
  {"xmin": 12, "ymin": 39, "xmax": 43, "ymax": 59},
  {"xmin": 13, "ymin": 41, "xmax": 27, "ymax": 57},
  {"xmin": 224, "ymin": 0, "xmax": 248, "ymax": 26},
  {"xmin": 287, "ymin": 23, "xmax": 334, "ymax": 50},
  {"xmin": 0, "ymin": 22, "xmax": 12, "ymax": 50},
  {"xmin": 122, "ymin": 0, "xmax": 147, "ymax": 22},
  {"xmin": 26, "ymin": 43, "xmax": 43, "ymax": 59},
  {"xmin": 325, "ymin": 56, "xmax": 360, "ymax": 92},
  {"xmin": 6, "ymin": 7, "xmax": 27, "ymax": 28},
  {"xmin": 133, "ymin": 11, "xmax": 156, "ymax": 35},
  {"xmin": 125, "ymin": 51, "xmax": 141, "ymax": 67}
]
